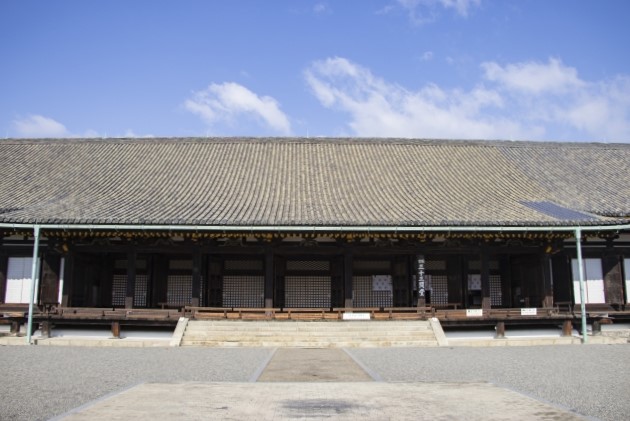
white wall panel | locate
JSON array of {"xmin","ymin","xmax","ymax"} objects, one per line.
[
  {"xmin": 5, "ymin": 257, "xmax": 35, "ymax": 303},
  {"xmin": 624, "ymin": 259, "xmax": 630, "ymax": 304},
  {"xmin": 572, "ymin": 258, "xmax": 605, "ymax": 304}
]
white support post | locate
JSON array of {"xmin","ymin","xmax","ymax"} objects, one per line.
[
  {"xmin": 26, "ymin": 226, "xmax": 41, "ymax": 345},
  {"xmin": 575, "ymin": 228, "xmax": 588, "ymax": 344}
]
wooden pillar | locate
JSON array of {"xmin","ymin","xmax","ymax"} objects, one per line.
[
  {"xmin": 152, "ymin": 255, "xmax": 168, "ymax": 308},
  {"xmin": 481, "ymin": 245, "xmax": 491, "ymax": 310},
  {"xmin": 602, "ymin": 254, "xmax": 623, "ymax": 306},
  {"xmin": 191, "ymin": 248, "xmax": 202, "ymax": 307},
  {"xmin": 40, "ymin": 321, "xmax": 52, "ymax": 338},
  {"xmin": 61, "ymin": 254, "xmax": 74, "ymax": 307},
  {"xmin": 499, "ymin": 256, "xmax": 511, "ymax": 308},
  {"xmin": 344, "ymin": 251, "xmax": 353, "ymax": 309},
  {"xmin": 10, "ymin": 320, "xmax": 20, "ymax": 335},
  {"xmin": 447, "ymin": 255, "xmax": 462, "ymax": 307},
  {"xmin": 495, "ymin": 321, "xmax": 506, "ymax": 339},
  {"xmin": 541, "ymin": 252, "xmax": 554, "ymax": 308},
  {"xmin": 125, "ymin": 251, "xmax": 136, "ymax": 309},
  {"xmin": 111, "ymin": 321, "xmax": 121, "ymax": 339},
  {"xmin": 40, "ymin": 254, "xmax": 61, "ymax": 306},
  {"xmin": 264, "ymin": 248, "xmax": 274, "ymax": 308},
  {"xmin": 0, "ymin": 252, "xmax": 7, "ymax": 304},
  {"xmin": 562, "ymin": 319, "xmax": 573, "ymax": 337}
]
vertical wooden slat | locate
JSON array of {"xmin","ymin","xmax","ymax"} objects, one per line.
[
  {"xmin": 264, "ymin": 248, "xmax": 274, "ymax": 308},
  {"xmin": 39, "ymin": 253, "xmax": 60, "ymax": 305},
  {"xmin": 274, "ymin": 256, "xmax": 286, "ymax": 309},
  {"xmin": 61, "ymin": 254, "xmax": 74, "ymax": 307},
  {"xmin": 343, "ymin": 251, "xmax": 353, "ymax": 309},
  {"xmin": 602, "ymin": 254, "xmax": 623, "ymax": 305},
  {"xmin": 481, "ymin": 245, "xmax": 491, "ymax": 310},
  {"xmin": 541, "ymin": 253, "xmax": 554, "ymax": 308},
  {"xmin": 0, "ymin": 251, "xmax": 7, "ymax": 304},
  {"xmin": 447, "ymin": 255, "xmax": 462, "ymax": 307},
  {"xmin": 191, "ymin": 248, "xmax": 202, "ymax": 307},
  {"xmin": 125, "ymin": 251, "xmax": 136, "ymax": 309},
  {"xmin": 499, "ymin": 256, "xmax": 511, "ymax": 308}
]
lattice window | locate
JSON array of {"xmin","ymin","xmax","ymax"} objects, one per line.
[
  {"xmin": 134, "ymin": 275, "xmax": 148, "ymax": 307},
  {"xmin": 222, "ymin": 276, "xmax": 264, "ymax": 308},
  {"xmin": 352, "ymin": 276, "xmax": 392, "ymax": 307},
  {"xmin": 286, "ymin": 260, "xmax": 330, "ymax": 272},
  {"xmin": 112, "ymin": 275, "xmax": 126, "ymax": 306},
  {"xmin": 224, "ymin": 260, "xmax": 263, "ymax": 271},
  {"xmin": 425, "ymin": 260, "xmax": 446, "ymax": 271},
  {"xmin": 285, "ymin": 276, "xmax": 331, "ymax": 307},
  {"xmin": 167, "ymin": 275, "xmax": 192, "ymax": 306},
  {"xmin": 112, "ymin": 274, "xmax": 149, "ymax": 307},
  {"xmin": 353, "ymin": 260, "xmax": 390, "ymax": 272},
  {"xmin": 430, "ymin": 275, "xmax": 448, "ymax": 305},
  {"xmin": 490, "ymin": 275, "xmax": 502, "ymax": 306}
]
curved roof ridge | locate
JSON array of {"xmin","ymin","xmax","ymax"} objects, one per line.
[{"xmin": 2, "ymin": 136, "xmax": 629, "ymax": 149}]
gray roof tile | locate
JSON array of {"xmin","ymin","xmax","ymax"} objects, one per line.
[{"xmin": 0, "ymin": 137, "xmax": 628, "ymax": 227}]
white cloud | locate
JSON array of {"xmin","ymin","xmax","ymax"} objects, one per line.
[
  {"xmin": 12, "ymin": 115, "xmax": 69, "ymax": 137},
  {"xmin": 185, "ymin": 82, "xmax": 292, "ymax": 135},
  {"xmin": 420, "ymin": 51, "xmax": 434, "ymax": 61},
  {"xmin": 305, "ymin": 56, "xmax": 630, "ymax": 142},
  {"xmin": 305, "ymin": 57, "xmax": 530, "ymax": 139},
  {"xmin": 482, "ymin": 58, "xmax": 584, "ymax": 94},
  {"xmin": 313, "ymin": 3, "xmax": 330, "ymax": 14},
  {"xmin": 438, "ymin": 0, "xmax": 481, "ymax": 16},
  {"xmin": 395, "ymin": 0, "xmax": 481, "ymax": 24},
  {"xmin": 122, "ymin": 129, "xmax": 155, "ymax": 138}
]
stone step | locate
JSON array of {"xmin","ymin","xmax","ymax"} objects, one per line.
[
  {"xmin": 184, "ymin": 326, "xmax": 432, "ymax": 333},
  {"xmin": 188, "ymin": 320, "xmax": 429, "ymax": 329},
  {"xmin": 180, "ymin": 340, "xmax": 439, "ymax": 348},
  {"xmin": 180, "ymin": 320, "xmax": 439, "ymax": 348},
  {"xmin": 183, "ymin": 334, "xmax": 436, "ymax": 342},
  {"xmin": 185, "ymin": 323, "xmax": 431, "ymax": 330}
]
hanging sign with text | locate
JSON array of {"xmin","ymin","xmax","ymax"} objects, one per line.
[{"xmin": 417, "ymin": 255, "xmax": 425, "ymax": 297}]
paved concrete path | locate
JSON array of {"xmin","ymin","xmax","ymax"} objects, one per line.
[
  {"xmin": 256, "ymin": 348, "xmax": 374, "ymax": 382},
  {"xmin": 58, "ymin": 381, "xmax": 587, "ymax": 420},
  {"xmin": 53, "ymin": 347, "xmax": 591, "ymax": 420}
]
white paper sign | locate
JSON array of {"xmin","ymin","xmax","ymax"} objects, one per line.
[
  {"xmin": 372, "ymin": 275, "xmax": 392, "ymax": 292},
  {"xmin": 466, "ymin": 309, "xmax": 483, "ymax": 317},
  {"xmin": 343, "ymin": 312, "xmax": 371, "ymax": 320},
  {"xmin": 521, "ymin": 308, "xmax": 537, "ymax": 316},
  {"xmin": 468, "ymin": 274, "xmax": 482, "ymax": 291}
]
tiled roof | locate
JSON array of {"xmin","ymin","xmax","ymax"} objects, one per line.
[{"xmin": 0, "ymin": 137, "xmax": 628, "ymax": 227}]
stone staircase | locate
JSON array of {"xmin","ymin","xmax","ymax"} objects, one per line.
[{"xmin": 180, "ymin": 320, "xmax": 440, "ymax": 347}]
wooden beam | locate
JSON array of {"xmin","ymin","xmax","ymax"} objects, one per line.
[{"xmin": 541, "ymin": 253, "xmax": 554, "ymax": 308}]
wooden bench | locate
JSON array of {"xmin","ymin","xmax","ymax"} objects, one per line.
[
  {"xmin": 59, "ymin": 307, "xmax": 111, "ymax": 319},
  {"xmin": 431, "ymin": 303, "xmax": 461, "ymax": 310},
  {"xmin": 123, "ymin": 309, "xmax": 178, "ymax": 320},
  {"xmin": 384, "ymin": 307, "xmax": 434, "ymax": 320}
]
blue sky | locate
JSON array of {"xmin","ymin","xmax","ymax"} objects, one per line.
[{"xmin": 1, "ymin": 0, "xmax": 629, "ymax": 142}]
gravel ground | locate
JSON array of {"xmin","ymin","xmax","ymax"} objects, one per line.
[
  {"xmin": 348, "ymin": 345, "xmax": 630, "ymax": 421},
  {"xmin": 0, "ymin": 344, "xmax": 628, "ymax": 421},
  {"xmin": 0, "ymin": 347, "xmax": 273, "ymax": 421}
]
